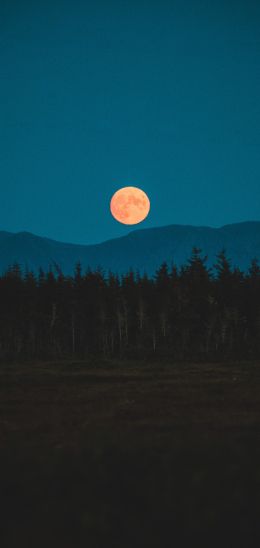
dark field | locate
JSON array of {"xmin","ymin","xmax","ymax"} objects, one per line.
[{"xmin": 0, "ymin": 361, "xmax": 260, "ymax": 548}]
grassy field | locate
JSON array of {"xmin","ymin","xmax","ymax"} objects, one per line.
[{"xmin": 0, "ymin": 360, "xmax": 260, "ymax": 547}]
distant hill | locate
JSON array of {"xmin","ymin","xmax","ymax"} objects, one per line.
[{"xmin": 0, "ymin": 222, "xmax": 259, "ymax": 275}]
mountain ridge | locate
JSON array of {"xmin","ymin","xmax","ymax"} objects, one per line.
[{"xmin": 0, "ymin": 221, "xmax": 259, "ymax": 275}]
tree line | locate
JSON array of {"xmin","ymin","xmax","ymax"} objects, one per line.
[{"xmin": 1, "ymin": 248, "xmax": 260, "ymax": 362}]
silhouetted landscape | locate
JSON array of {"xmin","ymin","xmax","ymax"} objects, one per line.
[
  {"xmin": 1, "ymin": 246, "xmax": 260, "ymax": 362},
  {"xmin": 1, "ymin": 221, "xmax": 260, "ymax": 275},
  {"xmin": 1, "ymin": 243, "xmax": 260, "ymax": 547}
]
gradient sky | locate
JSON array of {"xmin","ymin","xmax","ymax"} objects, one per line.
[{"xmin": 0, "ymin": 0, "xmax": 259, "ymax": 244}]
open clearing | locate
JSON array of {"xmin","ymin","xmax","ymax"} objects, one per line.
[{"xmin": 0, "ymin": 360, "xmax": 260, "ymax": 547}]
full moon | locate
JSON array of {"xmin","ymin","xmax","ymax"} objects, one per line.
[{"xmin": 110, "ymin": 186, "xmax": 150, "ymax": 225}]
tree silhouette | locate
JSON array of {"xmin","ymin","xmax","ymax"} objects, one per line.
[{"xmin": 0, "ymin": 249, "xmax": 259, "ymax": 363}]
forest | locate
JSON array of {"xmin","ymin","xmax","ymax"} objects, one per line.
[{"xmin": 1, "ymin": 248, "xmax": 260, "ymax": 362}]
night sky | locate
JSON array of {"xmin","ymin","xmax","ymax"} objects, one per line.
[{"xmin": 1, "ymin": 0, "xmax": 259, "ymax": 244}]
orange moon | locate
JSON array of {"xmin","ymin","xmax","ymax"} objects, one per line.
[{"xmin": 110, "ymin": 186, "xmax": 150, "ymax": 225}]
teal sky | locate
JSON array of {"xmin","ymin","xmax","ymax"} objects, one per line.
[{"xmin": 0, "ymin": 0, "xmax": 259, "ymax": 243}]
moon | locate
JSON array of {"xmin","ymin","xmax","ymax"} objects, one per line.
[{"xmin": 110, "ymin": 186, "xmax": 150, "ymax": 225}]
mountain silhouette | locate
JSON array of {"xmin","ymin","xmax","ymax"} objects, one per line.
[{"xmin": 0, "ymin": 221, "xmax": 259, "ymax": 275}]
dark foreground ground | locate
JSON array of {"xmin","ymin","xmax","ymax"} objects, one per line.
[{"xmin": 0, "ymin": 360, "xmax": 260, "ymax": 548}]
